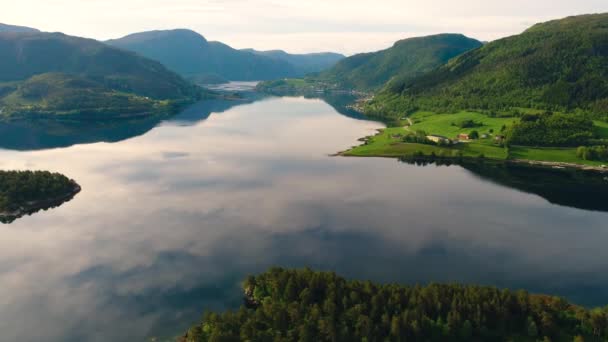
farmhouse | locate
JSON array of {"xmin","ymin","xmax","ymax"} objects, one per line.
[
  {"xmin": 457, "ymin": 133, "xmax": 470, "ymax": 140},
  {"xmin": 426, "ymin": 135, "xmax": 451, "ymax": 144}
]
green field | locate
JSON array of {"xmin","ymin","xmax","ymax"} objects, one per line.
[
  {"xmin": 282, "ymin": 78, "xmax": 308, "ymax": 87},
  {"xmin": 344, "ymin": 126, "xmax": 508, "ymax": 159},
  {"xmin": 509, "ymin": 146, "xmax": 606, "ymax": 166},
  {"xmin": 345, "ymin": 110, "xmax": 608, "ymax": 167},
  {"xmin": 594, "ymin": 120, "xmax": 608, "ymax": 139},
  {"xmin": 407, "ymin": 111, "xmax": 517, "ymax": 138}
]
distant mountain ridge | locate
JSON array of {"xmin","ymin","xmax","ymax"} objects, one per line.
[
  {"xmin": 0, "ymin": 23, "xmax": 39, "ymax": 33},
  {"xmin": 107, "ymin": 29, "xmax": 297, "ymax": 81},
  {"xmin": 316, "ymin": 33, "xmax": 483, "ymax": 91},
  {"xmin": 368, "ymin": 13, "xmax": 608, "ymax": 118},
  {"xmin": 242, "ymin": 49, "xmax": 345, "ymax": 75},
  {"xmin": 107, "ymin": 29, "xmax": 344, "ymax": 81},
  {"xmin": 0, "ymin": 31, "xmax": 201, "ymax": 117}
]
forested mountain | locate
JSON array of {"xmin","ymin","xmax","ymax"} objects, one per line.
[
  {"xmin": 0, "ymin": 31, "xmax": 201, "ymax": 117},
  {"xmin": 243, "ymin": 49, "xmax": 345, "ymax": 75},
  {"xmin": 368, "ymin": 13, "xmax": 608, "ymax": 119},
  {"xmin": 183, "ymin": 268, "xmax": 608, "ymax": 341},
  {"xmin": 107, "ymin": 29, "xmax": 300, "ymax": 81},
  {"xmin": 0, "ymin": 23, "xmax": 39, "ymax": 33},
  {"xmin": 315, "ymin": 34, "xmax": 482, "ymax": 91}
]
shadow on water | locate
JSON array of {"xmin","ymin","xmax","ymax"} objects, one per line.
[
  {"xmin": 0, "ymin": 95, "xmax": 264, "ymax": 151},
  {"xmin": 399, "ymin": 157, "xmax": 608, "ymax": 212}
]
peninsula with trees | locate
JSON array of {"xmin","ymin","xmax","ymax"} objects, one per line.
[{"xmin": 183, "ymin": 268, "xmax": 608, "ymax": 341}]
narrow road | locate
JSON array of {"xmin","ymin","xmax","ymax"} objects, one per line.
[{"xmin": 404, "ymin": 117, "xmax": 413, "ymax": 131}]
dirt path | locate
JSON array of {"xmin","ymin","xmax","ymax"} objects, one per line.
[{"xmin": 404, "ymin": 118, "xmax": 413, "ymax": 131}]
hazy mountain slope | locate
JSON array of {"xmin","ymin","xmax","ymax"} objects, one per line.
[
  {"xmin": 368, "ymin": 13, "xmax": 608, "ymax": 119},
  {"xmin": 0, "ymin": 31, "xmax": 201, "ymax": 117},
  {"xmin": 317, "ymin": 34, "xmax": 482, "ymax": 91},
  {"xmin": 107, "ymin": 29, "xmax": 298, "ymax": 81},
  {"xmin": 243, "ymin": 49, "xmax": 345, "ymax": 75},
  {"xmin": 0, "ymin": 23, "xmax": 39, "ymax": 33}
]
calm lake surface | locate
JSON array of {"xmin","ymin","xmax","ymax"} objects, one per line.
[{"xmin": 1, "ymin": 92, "xmax": 608, "ymax": 341}]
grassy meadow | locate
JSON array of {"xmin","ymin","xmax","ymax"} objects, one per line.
[
  {"xmin": 407, "ymin": 111, "xmax": 516, "ymax": 138},
  {"xmin": 344, "ymin": 110, "xmax": 608, "ymax": 167}
]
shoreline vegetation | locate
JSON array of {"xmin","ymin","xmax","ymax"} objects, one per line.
[
  {"xmin": 182, "ymin": 268, "xmax": 608, "ymax": 341},
  {"xmin": 256, "ymin": 14, "xmax": 608, "ymax": 174},
  {"xmin": 255, "ymin": 78, "xmax": 369, "ymax": 97},
  {"xmin": 0, "ymin": 170, "xmax": 81, "ymax": 224},
  {"xmin": 258, "ymin": 83, "xmax": 608, "ymax": 174},
  {"xmin": 0, "ymin": 89, "xmax": 242, "ymax": 123},
  {"xmin": 338, "ymin": 134, "xmax": 608, "ymax": 174},
  {"xmin": 337, "ymin": 109, "xmax": 608, "ymax": 173}
]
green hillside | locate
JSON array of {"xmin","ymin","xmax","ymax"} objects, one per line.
[
  {"xmin": 368, "ymin": 13, "xmax": 608, "ymax": 120},
  {"xmin": 0, "ymin": 31, "xmax": 202, "ymax": 117},
  {"xmin": 0, "ymin": 73, "xmax": 167, "ymax": 116},
  {"xmin": 183, "ymin": 268, "xmax": 608, "ymax": 342},
  {"xmin": 107, "ymin": 29, "xmax": 299, "ymax": 81},
  {"xmin": 317, "ymin": 34, "xmax": 482, "ymax": 91}
]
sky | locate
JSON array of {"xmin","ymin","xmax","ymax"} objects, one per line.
[{"xmin": 2, "ymin": 0, "xmax": 608, "ymax": 55}]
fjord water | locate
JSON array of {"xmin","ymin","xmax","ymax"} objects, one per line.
[{"xmin": 1, "ymin": 95, "xmax": 608, "ymax": 342}]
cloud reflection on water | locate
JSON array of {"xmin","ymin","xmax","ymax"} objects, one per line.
[{"xmin": 0, "ymin": 97, "xmax": 607, "ymax": 341}]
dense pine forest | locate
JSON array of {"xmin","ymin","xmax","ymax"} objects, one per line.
[{"xmin": 183, "ymin": 268, "xmax": 608, "ymax": 342}]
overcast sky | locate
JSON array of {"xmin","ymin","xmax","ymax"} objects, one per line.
[{"xmin": 2, "ymin": 0, "xmax": 608, "ymax": 55}]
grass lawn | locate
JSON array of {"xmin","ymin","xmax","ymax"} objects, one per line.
[
  {"xmin": 345, "ymin": 127, "xmax": 508, "ymax": 159},
  {"xmin": 345, "ymin": 141, "xmax": 448, "ymax": 157},
  {"xmin": 594, "ymin": 120, "xmax": 608, "ymax": 139},
  {"xmin": 344, "ymin": 127, "xmax": 411, "ymax": 156},
  {"xmin": 283, "ymin": 78, "xmax": 308, "ymax": 87},
  {"xmin": 463, "ymin": 141, "xmax": 509, "ymax": 159},
  {"xmin": 509, "ymin": 146, "xmax": 605, "ymax": 166},
  {"xmin": 408, "ymin": 111, "xmax": 517, "ymax": 138}
]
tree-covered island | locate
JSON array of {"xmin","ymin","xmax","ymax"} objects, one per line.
[{"xmin": 0, "ymin": 170, "xmax": 80, "ymax": 223}]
